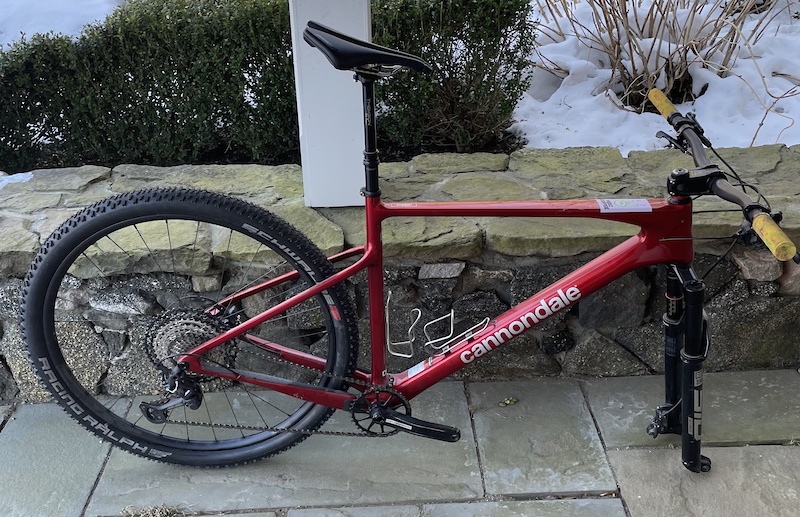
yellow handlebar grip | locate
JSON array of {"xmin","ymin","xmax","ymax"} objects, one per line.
[
  {"xmin": 647, "ymin": 89, "xmax": 679, "ymax": 120},
  {"xmin": 752, "ymin": 213, "xmax": 797, "ymax": 261}
]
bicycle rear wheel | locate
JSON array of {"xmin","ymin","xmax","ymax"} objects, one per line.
[{"xmin": 21, "ymin": 188, "xmax": 358, "ymax": 466}]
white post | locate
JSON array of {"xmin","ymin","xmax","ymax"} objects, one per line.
[{"xmin": 289, "ymin": 0, "xmax": 370, "ymax": 207}]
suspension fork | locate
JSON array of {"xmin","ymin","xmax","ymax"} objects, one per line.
[
  {"xmin": 650, "ymin": 266, "xmax": 684, "ymax": 435},
  {"xmin": 678, "ymin": 265, "xmax": 711, "ymax": 472},
  {"xmin": 648, "ymin": 264, "xmax": 711, "ymax": 472}
]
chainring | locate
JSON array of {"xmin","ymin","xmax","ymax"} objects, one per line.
[{"xmin": 351, "ymin": 387, "xmax": 411, "ymax": 437}]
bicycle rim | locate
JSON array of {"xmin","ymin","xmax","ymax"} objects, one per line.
[{"xmin": 22, "ymin": 188, "xmax": 357, "ymax": 466}]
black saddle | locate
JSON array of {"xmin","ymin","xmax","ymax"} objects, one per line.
[{"xmin": 303, "ymin": 21, "xmax": 432, "ymax": 77}]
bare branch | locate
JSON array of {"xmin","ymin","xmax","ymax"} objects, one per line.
[{"xmin": 533, "ymin": 0, "xmax": 791, "ymax": 113}]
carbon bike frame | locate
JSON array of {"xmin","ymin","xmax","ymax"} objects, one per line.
[
  {"xmin": 184, "ymin": 193, "xmax": 695, "ymax": 410},
  {"xmin": 182, "ymin": 73, "xmax": 700, "ymax": 414}
]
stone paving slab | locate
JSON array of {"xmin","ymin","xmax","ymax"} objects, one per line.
[
  {"xmin": 583, "ymin": 369, "xmax": 800, "ymax": 448},
  {"xmin": 6, "ymin": 373, "xmax": 800, "ymax": 517},
  {"xmin": 468, "ymin": 379, "xmax": 616, "ymax": 496},
  {"xmin": 86, "ymin": 382, "xmax": 481, "ymax": 516},
  {"xmin": 0, "ymin": 404, "xmax": 110, "ymax": 517},
  {"xmin": 422, "ymin": 499, "xmax": 627, "ymax": 517},
  {"xmin": 609, "ymin": 445, "xmax": 800, "ymax": 517},
  {"xmin": 286, "ymin": 499, "xmax": 627, "ymax": 517}
]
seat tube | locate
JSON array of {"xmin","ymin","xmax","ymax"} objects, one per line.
[
  {"xmin": 358, "ymin": 73, "xmax": 389, "ymax": 383},
  {"xmin": 365, "ymin": 198, "xmax": 389, "ymax": 385},
  {"xmin": 679, "ymin": 269, "xmax": 711, "ymax": 472}
]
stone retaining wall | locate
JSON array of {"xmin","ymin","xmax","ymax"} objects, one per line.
[{"xmin": 1, "ymin": 146, "xmax": 799, "ymax": 401}]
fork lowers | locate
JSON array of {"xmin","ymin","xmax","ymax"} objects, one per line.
[
  {"xmin": 680, "ymin": 278, "xmax": 711, "ymax": 473},
  {"xmin": 649, "ymin": 265, "xmax": 711, "ymax": 473},
  {"xmin": 647, "ymin": 268, "xmax": 684, "ymax": 438}
]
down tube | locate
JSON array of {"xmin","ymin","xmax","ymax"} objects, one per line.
[{"xmin": 392, "ymin": 234, "xmax": 683, "ymax": 400}]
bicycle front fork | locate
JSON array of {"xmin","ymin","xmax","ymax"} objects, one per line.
[{"xmin": 647, "ymin": 264, "xmax": 712, "ymax": 473}]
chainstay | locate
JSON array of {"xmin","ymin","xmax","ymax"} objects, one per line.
[
  {"xmin": 156, "ymin": 339, "xmax": 408, "ymax": 438},
  {"xmin": 233, "ymin": 333, "xmax": 375, "ymax": 391},
  {"xmin": 159, "ymin": 385, "xmax": 410, "ymax": 438}
]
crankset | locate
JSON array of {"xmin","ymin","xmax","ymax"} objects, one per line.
[{"xmin": 351, "ymin": 388, "xmax": 461, "ymax": 442}]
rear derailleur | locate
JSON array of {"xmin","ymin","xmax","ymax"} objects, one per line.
[{"xmin": 140, "ymin": 363, "xmax": 203, "ymax": 424}]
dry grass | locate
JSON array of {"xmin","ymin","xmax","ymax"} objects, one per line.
[
  {"xmin": 534, "ymin": 0, "xmax": 794, "ymax": 111},
  {"xmin": 120, "ymin": 505, "xmax": 192, "ymax": 517}
]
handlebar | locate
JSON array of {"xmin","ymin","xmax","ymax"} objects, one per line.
[
  {"xmin": 647, "ymin": 88, "xmax": 679, "ymax": 119},
  {"xmin": 751, "ymin": 213, "xmax": 797, "ymax": 261},
  {"xmin": 647, "ymin": 88, "xmax": 797, "ymax": 262},
  {"xmin": 647, "ymin": 89, "xmax": 713, "ymax": 168}
]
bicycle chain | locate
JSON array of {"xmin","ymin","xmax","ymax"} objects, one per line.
[{"xmin": 152, "ymin": 336, "xmax": 406, "ymax": 438}]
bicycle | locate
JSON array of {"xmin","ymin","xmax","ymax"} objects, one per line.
[{"xmin": 21, "ymin": 21, "xmax": 799, "ymax": 472}]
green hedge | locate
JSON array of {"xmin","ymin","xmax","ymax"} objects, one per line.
[
  {"xmin": 372, "ymin": 0, "xmax": 536, "ymax": 155},
  {"xmin": 0, "ymin": 34, "xmax": 80, "ymax": 172},
  {"xmin": 0, "ymin": 0, "xmax": 535, "ymax": 173},
  {"xmin": 72, "ymin": 0, "xmax": 298, "ymax": 167},
  {"xmin": 1, "ymin": 0, "xmax": 296, "ymax": 172}
]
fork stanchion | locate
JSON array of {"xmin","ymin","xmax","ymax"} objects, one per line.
[{"xmin": 662, "ymin": 266, "xmax": 684, "ymax": 432}]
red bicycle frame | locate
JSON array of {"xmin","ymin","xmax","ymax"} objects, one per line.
[
  {"xmin": 184, "ymin": 193, "xmax": 694, "ymax": 410},
  {"xmin": 181, "ymin": 71, "xmax": 696, "ymax": 413}
]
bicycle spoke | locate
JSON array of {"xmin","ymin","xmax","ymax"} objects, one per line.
[{"xmin": 24, "ymin": 189, "xmax": 356, "ymax": 465}]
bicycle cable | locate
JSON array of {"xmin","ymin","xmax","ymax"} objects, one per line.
[
  {"xmin": 667, "ymin": 123, "xmax": 776, "ymax": 279},
  {"xmin": 143, "ymin": 339, "xmax": 400, "ymax": 438}
]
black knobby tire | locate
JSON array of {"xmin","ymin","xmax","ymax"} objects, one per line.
[{"xmin": 21, "ymin": 188, "xmax": 358, "ymax": 466}]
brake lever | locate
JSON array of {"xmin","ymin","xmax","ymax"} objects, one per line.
[
  {"xmin": 686, "ymin": 113, "xmax": 714, "ymax": 148},
  {"xmin": 738, "ymin": 212, "xmax": 797, "ymax": 261},
  {"xmin": 737, "ymin": 219, "xmax": 759, "ymax": 246},
  {"xmin": 656, "ymin": 131, "xmax": 687, "ymax": 153}
]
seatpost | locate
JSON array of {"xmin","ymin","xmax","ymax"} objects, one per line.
[{"xmin": 357, "ymin": 75, "xmax": 381, "ymax": 198}]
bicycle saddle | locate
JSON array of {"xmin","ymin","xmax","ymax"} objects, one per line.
[{"xmin": 303, "ymin": 21, "xmax": 432, "ymax": 77}]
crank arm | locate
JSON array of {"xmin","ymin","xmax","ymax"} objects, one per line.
[{"xmin": 380, "ymin": 407, "xmax": 461, "ymax": 443}]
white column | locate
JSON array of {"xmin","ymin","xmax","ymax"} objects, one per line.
[{"xmin": 289, "ymin": 0, "xmax": 370, "ymax": 207}]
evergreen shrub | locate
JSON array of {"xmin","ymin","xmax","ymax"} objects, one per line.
[
  {"xmin": 372, "ymin": 0, "xmax": 536, "ymax": 154},
  {"xmin": 0, "ymin": 0, "xmax": 536, "ymax": 173},
  {"xmin": 1, "ymin": 0, "xmax": 296, "ymax": 172}
]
